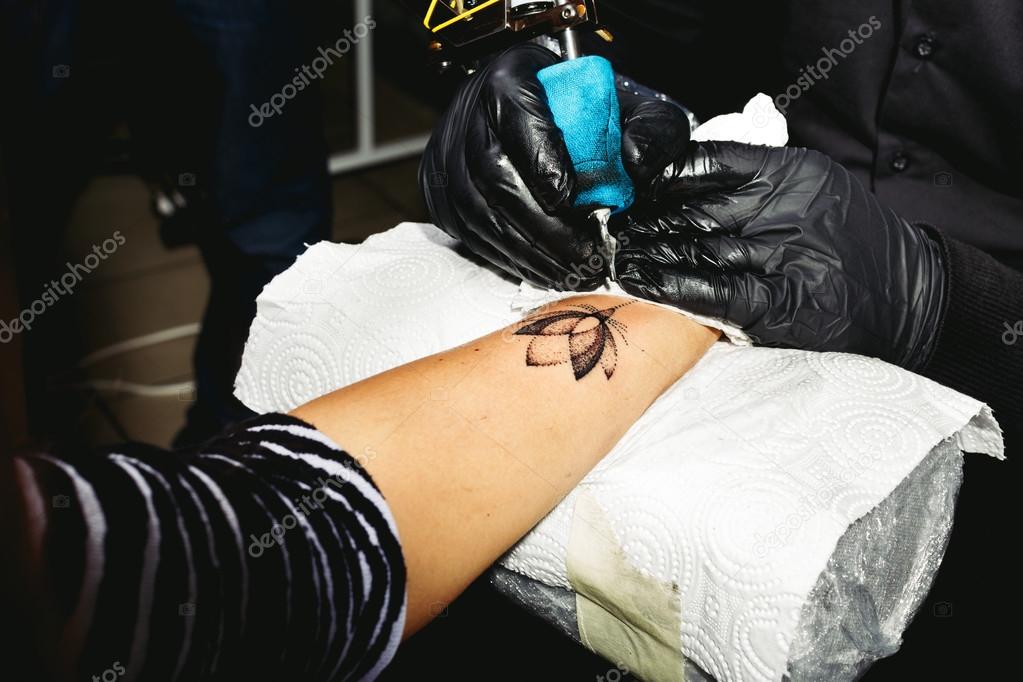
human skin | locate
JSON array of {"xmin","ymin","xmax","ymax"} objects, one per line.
[
  {"xmin": 1, "ymin": 295, "xmax": 717, "ymax": 679},
  {"xmin": 291, "ymin": 294, "xmax": 719, "ymax": 635}
]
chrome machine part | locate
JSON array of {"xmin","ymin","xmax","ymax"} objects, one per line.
[{"xmin": 402, "ymin": 1, "xmax": 601, "ymax": 66}]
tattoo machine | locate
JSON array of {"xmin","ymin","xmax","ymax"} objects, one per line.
[{"xmin": 402, "ymin": 1, "xmax": 634, "ymax": 280}]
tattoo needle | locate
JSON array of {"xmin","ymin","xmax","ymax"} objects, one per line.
[
  {"xmin": 541, "ymin": 24, "xmax": 628, "ymax": 282},
  {"xmin": 591, "ymin": 208, "xmax": 617, "ymax": 280}
]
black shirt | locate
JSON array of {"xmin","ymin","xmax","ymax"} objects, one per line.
[
  {"xmin": 600, "ymin": 0, "xmax": 1023, "ymax": 449},
  {"xmin": 781, "ymin": 2, "xmax": 1023, "ymax": 267},
  {"xmin": 602, "ymin": 0, "xmax": 1023, "ymax": 266},
  {"xmin": 597, "ymin": 5, "xmax": 1023, "ymax": 677}
]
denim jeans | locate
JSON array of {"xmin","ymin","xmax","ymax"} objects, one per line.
[{"xmin": 1, "ymin": 0, "xmax": 332, "ymax": 446}]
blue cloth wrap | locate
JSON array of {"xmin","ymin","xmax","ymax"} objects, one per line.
[{"xmin": 537, "ymin": 55, "xmax": 634, "ymax": 213}]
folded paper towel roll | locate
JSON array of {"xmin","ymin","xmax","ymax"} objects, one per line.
[
  {"xmin": 236, "ymin": 95, "xmax": 1002, "ymax": 681},
  {"xmin": 236, "ymin": 221, "xmax": 1002, "ymax": 682}
]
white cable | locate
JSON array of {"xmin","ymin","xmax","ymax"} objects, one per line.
[
  {"xmin": 69, "ymin": 323, "xmax": 201, "ymax": 398},
  {"xmin": 79, "ymin": 323, "xmax": 200, "ymax": 368},
  {"xmin": 69, "ymin": 378, "xmax": 195, "ymax": 399}
]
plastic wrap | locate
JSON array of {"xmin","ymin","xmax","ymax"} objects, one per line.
[{"xmin": 490, "ymin": 440, "xmax": 964, "ymax": 681}]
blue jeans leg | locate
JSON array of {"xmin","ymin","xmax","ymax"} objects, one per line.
[{"xmin": 172, "ymin": 0, "xmax": 332, "ymax": 444}]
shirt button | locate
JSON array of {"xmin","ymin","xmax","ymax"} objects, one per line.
[
  {"xmin": 914, "ymin": 34, "xmax": 936, "ymax": 59},
  {"xmin": 891, "ymin": 153, "xmax": 910, "ymax": 172}
]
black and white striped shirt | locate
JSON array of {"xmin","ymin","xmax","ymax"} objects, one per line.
[{"xmin": 13, "ymin": 414, "xmax": 406, "ymax": 681}]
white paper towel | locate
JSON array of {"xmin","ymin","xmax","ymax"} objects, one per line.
[
  {"xmin": 691, "ymin": 93, "xmax": 788, "ymax": 145},
  {"xmin": 236, "ymin": 220, "xmax": 1002, "ymax": 681},
  {"xmin": 235, "ymin": 97, "xmax": 1004, "ymax": 681}
]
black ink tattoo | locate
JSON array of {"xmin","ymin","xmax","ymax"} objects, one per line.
[{"xmin": 514, "ymin": 303, "xmax": 632, "ymax": 380}]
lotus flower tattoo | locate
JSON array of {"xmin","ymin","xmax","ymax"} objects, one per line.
[{"xmin": 513, "ymin": 303, "xmax": 632, "ymax": 380}]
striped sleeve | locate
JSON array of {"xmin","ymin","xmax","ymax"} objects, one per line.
[{"xmin": 12, "ymin": 413, "xmax": 407, "ymax": 681}]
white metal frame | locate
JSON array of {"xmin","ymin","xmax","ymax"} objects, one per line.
[{"xmin": 328, "ymin": 0, "xmax": 431, "ymax": 175}]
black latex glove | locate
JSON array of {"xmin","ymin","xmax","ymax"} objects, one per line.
[
  {"xmin": 616, "ymin": 141, "xmax": 948, "ymax": 370},
  {"xmin": 419, "ymin": 43, "xmax": 690, "ymax": 290}
]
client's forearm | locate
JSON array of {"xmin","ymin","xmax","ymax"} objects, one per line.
[
  {"xmin": 291, "ymin": 295, "xmax": 719, "ymax": 634},
  {"xmin": 3, "ymin": 295, "xmax": 716, "ymax": 681}
]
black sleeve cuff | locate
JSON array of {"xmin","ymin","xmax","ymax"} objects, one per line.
[{"xmin": 922, "ymin": 229, "xmax": 1023, "ymax": 449}]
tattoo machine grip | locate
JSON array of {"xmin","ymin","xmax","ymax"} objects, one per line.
[{"xmin": 537, "ymin": 55, "xmax": 635, "ymax": 214}]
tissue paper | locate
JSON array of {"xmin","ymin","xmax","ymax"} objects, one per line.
[
  {"xmin": 235, "ymin": 96, "xmax": 1002, "ymax": 681},
  {"xmin": 236, "ymin": 220, "xmax": 1002, "ymax": 681}
]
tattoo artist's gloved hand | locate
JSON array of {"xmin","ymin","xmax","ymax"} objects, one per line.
[
  {"xmin": 616, "ymin": 141, "xmax": 947, "ymax": 370},
  {"xmin": 419, "ymin": 43, "xmax": 690, "ymax": 290}
]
